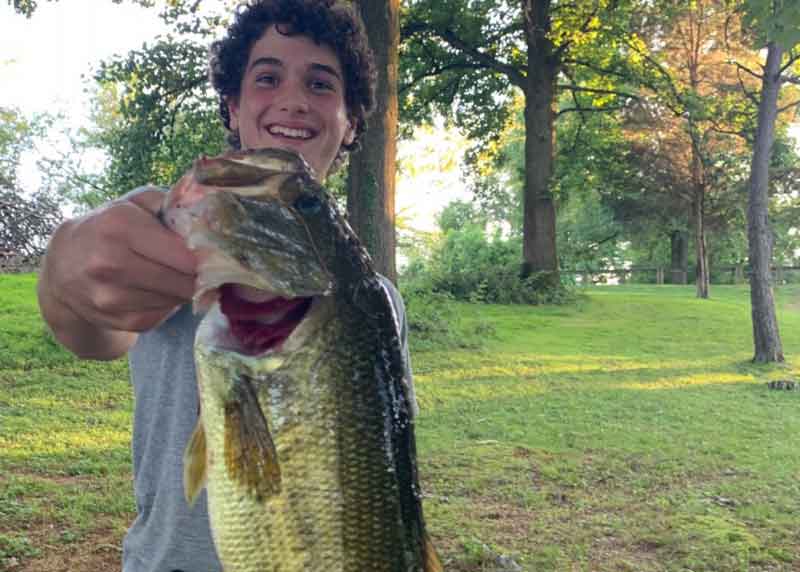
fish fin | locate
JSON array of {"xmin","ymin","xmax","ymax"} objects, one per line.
[
  {"xmin": 423, "ymin": 533, "xmax": 443, "ymax": 572},
  {"xmin": 183, "ymin": 420, "xmax": 207, "ymax": 506},
  {"xmin": 224, "ymin": 375, "xmax": 281, "ymax": 500}
]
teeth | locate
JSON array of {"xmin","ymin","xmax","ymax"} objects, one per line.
[{"xmin": 268, "ymin": 125, "xmax": 312, "ymax": 140}]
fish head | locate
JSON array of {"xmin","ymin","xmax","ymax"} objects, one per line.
[{"xmin": 162, "ymin": 148, "xmax": 351, "ymax": 356}]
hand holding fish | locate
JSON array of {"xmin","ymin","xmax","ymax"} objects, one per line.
[{"xmin": 37, "ymin": 188, "xmax": 197, "ymax": 359}]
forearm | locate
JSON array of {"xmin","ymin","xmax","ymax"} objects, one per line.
[{"xmin": 37, "ymin": 258, "xmax": 137, "ymax": 360}]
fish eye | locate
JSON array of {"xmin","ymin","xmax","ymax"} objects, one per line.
[{"xmin": 293, "ymin": 194, "xmax": 322, "ymax": 215}]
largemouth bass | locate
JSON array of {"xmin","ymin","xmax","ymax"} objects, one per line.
[{"xmin": 161, "ymin": 148, "xmax": 441, "ymax": 572}]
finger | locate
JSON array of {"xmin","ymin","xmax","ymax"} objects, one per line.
[
  {"xmin": 89, "ymin": 304, "xmax": 184, "ymax": 334},
  {"xmin": 94, "ymin": 248, "xmax": 197, "ymax": 302},
  {"xmin": 129, "ymin": 225, "xmax": 198, "ymax": 277},
  {"xmin": 125, "ymin": 187, "xmax": 168, "ymax": 215},
  {"xmin": 96, "ymin": 286, "xmax": 188, "ymax": 314},
  {"xmin": 71, "ymin": 274, "xmax": 187, "ymax": 332},
  {"xmin": 108, "ymin": 201, "xmax": 198, "ymax": 276}
]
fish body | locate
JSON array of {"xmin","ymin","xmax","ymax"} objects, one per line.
[{"xmin": 162, "ymin": 149, "xmax": 440, "ymax": 572}]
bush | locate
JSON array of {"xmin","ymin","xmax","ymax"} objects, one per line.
[
  {"xmin": 400, "ymin": 280, "xmax": 495, "ymax": 352},
  {"xmin": 402, "ymin": 224, "xmax": 575, "ymax": 305}
]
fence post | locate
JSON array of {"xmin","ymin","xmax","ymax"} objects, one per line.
[{"xmin": 656, "ymin": 267, "xmax": 664, "ymax": 285}]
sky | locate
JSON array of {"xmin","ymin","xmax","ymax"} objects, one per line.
[
  {"xmin": 0, "ymin": 0, "xmax": 470, "ymax": 232},
  {"xmin": 1, "ymin": 1, "xmax": 170, "ymax": 118}
]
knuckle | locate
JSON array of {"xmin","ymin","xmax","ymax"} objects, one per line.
[
  {"xmin": 84, "ymin": 251, "xmax": 119, "ymax": 281},
  {"xmin": 90, "ymin": 287, "xmax": 122, "ymax": 314},
  {"xmin": 95, "ymin": 206, "xmax": 131, "ymax": 238}
]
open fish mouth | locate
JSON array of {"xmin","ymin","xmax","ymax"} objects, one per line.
[{"xmin": 215, "ymin": 284, "xmax": 314, "ymax": 356}]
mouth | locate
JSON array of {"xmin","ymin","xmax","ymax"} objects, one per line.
[
  {"xmin": 218, "ymin": 283, "xmax": 313, "ymax": 356},
  {"xmin": 266, "ymin": 123, "xmax": 315, "ymax": 141}
]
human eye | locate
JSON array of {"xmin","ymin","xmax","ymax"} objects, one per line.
[
  {"xmin": 309, "ymin": 77, "xmax": 336, "ymax": 93},
  {"xmin": 255, "ymin": 72, "xmax": 278, "ymax": 87}
]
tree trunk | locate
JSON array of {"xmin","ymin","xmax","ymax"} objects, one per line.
[
  {"xmin": 520, "ymin": 0, "xmax": 558, "ymax": 284},
  {"xmin": 691, "ymin": 152, "xmax": 710, "ymax": 298},
  {"xmin": 747, "ymin": 42, "xmax": 784, "ymax": 363},
  {"xmin": 347, "ymin": 0, "xmax": 398, "ymax": 283},
  {"xmin": 670, "ymin": 230, "xmax": 688, "ymax": 284}
]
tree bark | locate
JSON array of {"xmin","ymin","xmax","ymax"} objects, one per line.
[
  {"xmin": 683, "ymin": 8, "xmax": 710, "ymax": 299},
  {"xmin": 347, "ymin": 0, "xmax": 398, "ymax": 283},
  {"xmin": 520, "ymin": 0, "xmax": 559, "ymax": 283},
  {"xmin": 747, "ymin": 42, "xmax": 784, "ymax": 363},
  {"xmin": 670, "ymin": 230, "xmax": 688, "ymax": 284},
  {"xmin": 692, "ymin": 176, "xmax": 710, "ymax": 299}
]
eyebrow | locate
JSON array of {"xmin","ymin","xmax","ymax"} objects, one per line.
[{"xmin": 248, "ymin": 57, "xmax": 342, "ymax": 82}]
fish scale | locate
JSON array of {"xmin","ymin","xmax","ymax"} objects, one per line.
[
  {"xmin": 164, "ymin": 148, "xmax": 441, "ymax": 572},
  {"xmin": 197, "ymin": 299, "xmax": 407, "ymax": 570}
]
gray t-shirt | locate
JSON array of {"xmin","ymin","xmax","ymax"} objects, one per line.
[{"xmin": 123, "ymin": 281, "xmax": 413, "ymax": 572}]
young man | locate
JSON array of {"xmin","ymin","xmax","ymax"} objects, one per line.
[{"xmin": 37, "ymin": 2, "xmax": 411, "ymax": 570}]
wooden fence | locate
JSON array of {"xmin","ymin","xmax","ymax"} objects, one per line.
[
  {"xmin": 562, "ymin": 265, "xmax": 800, "ymax": 285},
  {"xmin": 0, "ymin": 253, "xmax": 41, "ymax": 274}
]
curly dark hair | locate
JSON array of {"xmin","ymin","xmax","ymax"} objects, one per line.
[{"xmin": 208, "ymin": 0, "xmax": 376, "ymax": 160}]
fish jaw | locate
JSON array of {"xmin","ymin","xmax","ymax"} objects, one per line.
[{"xmin": 161, "ymin": 149, "xmax": 334, "ymax": 316}]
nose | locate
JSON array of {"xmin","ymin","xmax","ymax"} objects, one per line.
[
  {"xmin": 281, "ymin": 99, "xmax": 309, "ymax": 114},
  {"xmin": 276, "ymin": 78, "xmax": 310, "ymax": 114}
]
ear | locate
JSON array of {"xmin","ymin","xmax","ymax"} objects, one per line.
[
  {"xmin": 226, "ymin": 96, "xmax": 240, "ymax": 133},
  {"xmin": 342, "ymin": 116, "xmax": 356, "ymax": 147}
]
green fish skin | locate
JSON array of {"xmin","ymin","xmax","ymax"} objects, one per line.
[{"xmin": 164, "ymin": 148, "xmax": 441, "ymax": 572}]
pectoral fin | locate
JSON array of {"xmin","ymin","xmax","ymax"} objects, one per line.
[
  {"xmin": 224, "ymin": 374, "xmax": 281, "ymax": 500},
  {"xmin": 423, "ymin": 533, "xmax": 443, "ymax": 572},
  {"xmin": 183, "ymin": 420, "xmax": 208, "ymax": 506}
]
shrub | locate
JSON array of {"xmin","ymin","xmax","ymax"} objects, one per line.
[
  {"xmin": 402, "ymin": 224, "xmax": 575, "ymax": 305},
  {"xmin": 400, "ymin": 280, "xmax": 495, "ymax": 352}
]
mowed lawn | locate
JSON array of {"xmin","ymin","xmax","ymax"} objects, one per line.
[{"xmin": 1, "ymin": 273, "xmax": 799, "ymax": 572}]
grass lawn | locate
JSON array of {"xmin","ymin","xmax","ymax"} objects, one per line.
[{"xmin": 1, "ymin": 273, "xmax": 799, "ymax": 571}]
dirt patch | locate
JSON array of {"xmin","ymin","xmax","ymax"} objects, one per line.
[
  {"xmin": 1, "ymin": 471, "xmax": 132, "ymax": 572},
  {"xmin": 4, "ymin": 525, "xmax": 124, "ymax": 572},
  {"xmin": 2, "ymin": 470, "xmax": 99, "ymax": 489}
]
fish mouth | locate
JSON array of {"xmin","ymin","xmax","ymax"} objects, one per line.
[{"xmin": 217, "ymin": 284, "xmax": 314, "ymax": 356}]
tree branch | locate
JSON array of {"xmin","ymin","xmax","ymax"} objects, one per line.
[
  {"xmin": 779, "ymin": 51, "xmax": 800, "ymax": 77},
  {"xmin": 399, "ymin": 61, "xmax": 486, "ymax": 95},
  {"xmin": 562, "ymin": 58, "xmax": 632, "ymax": 81},
  {"xmin": 621, "ymin": 38, "xmax": 685, "ymax": 109},
  {"xmin": 557, "ymin": 84, "xmax": 641, "ymax": 101},
  {"xmin": 556, "ymin": 104, "xmax": 629, "ymax": 117},
  {"xmin": 731, "ymin": 60, "xmax": 763, "ymax": 82},
  {"xmin": 706, "ymin": 121, "xmax": 750, "ymax": 141},
  {"xmin": 437, "ymin": 29, "xmax": 527, "ymax": 88},
  {"xmin": 484, "ymin": 21, "xmax": 525, "ymax": 46},
  {"xmin": 553, "ymin": 0, "xmax": 605, "ymax": 60},
  {"xmin": 777, "ymin": 99, "xmax": 800, "ymax": 115}
]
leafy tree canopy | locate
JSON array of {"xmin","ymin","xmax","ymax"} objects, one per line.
[
  {"xmin": 738, "ymin": 0, "xmax": 800, "ymax": 48},
  {"xmin": 0, "ymin": 106, "xmax": 39, "ymax": 189},
  {"xmin": 400, "ymin": 0, "xmax": 644, "ymax": 146}
]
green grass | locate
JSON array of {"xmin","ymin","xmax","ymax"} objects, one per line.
[
  {"xmin": 1, "ymin": 274, "xmax": 800, "ymax": 571},
  {"xmin": 0, "ymin": 274, "xmax": 134, "ymax": 568},
  {"xmin": 411, "ymin": 284, "xmax": 800, "ymax": 571}
]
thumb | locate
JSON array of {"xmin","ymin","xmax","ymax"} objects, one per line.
[{"xmin": 124, "ymin": 185, "xmax": 167, "ymax": 216}]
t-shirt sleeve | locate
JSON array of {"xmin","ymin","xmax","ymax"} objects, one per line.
[{"xmin": 379, "ymin": 276, "xmax": 419, "ymax": 418}]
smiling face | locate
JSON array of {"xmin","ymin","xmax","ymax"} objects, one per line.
[{"xmin": 227, "ymin": 25, "xmax": 355, "ymax": 181}]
